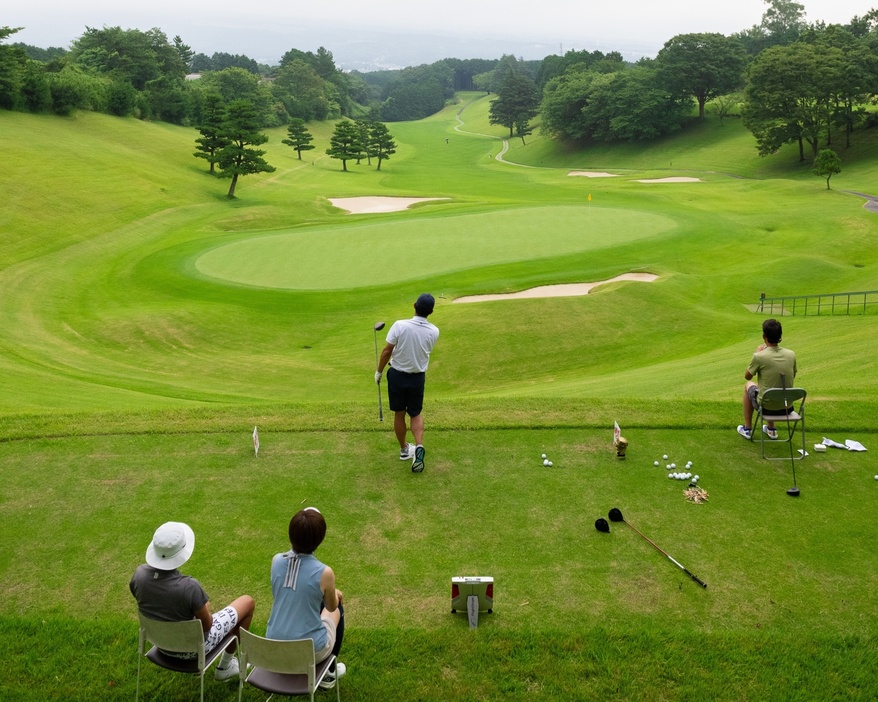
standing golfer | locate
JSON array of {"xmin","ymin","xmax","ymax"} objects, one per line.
[
  {"xmin": 737, "ymin": 318, "xmax": 797, "ymax": 440},
  {"xmin": 375, "ymin": 293, "xmax": 439, "ymax": 472}
]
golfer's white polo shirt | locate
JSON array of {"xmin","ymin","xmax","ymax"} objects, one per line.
[{"xmin": 387, "ymin": 316, "xmax": 439, "ymax": 373}]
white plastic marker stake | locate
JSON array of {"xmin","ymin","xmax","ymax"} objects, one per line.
[
  {"xmin": 613, "ymin": 421, "xmax": 621, "ymax": 446},
  {"xmin": 253, "ymin": 426, "xmax": 259, "ymax": 457}
]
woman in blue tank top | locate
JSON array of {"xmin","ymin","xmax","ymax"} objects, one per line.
[{"xmin": 266, "ymin": 507, "xmax": 346, "ymax": 685}]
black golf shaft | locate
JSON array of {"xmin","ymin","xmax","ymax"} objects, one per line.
[
  {"xmin": 373, "ymin": 327, "xmax": 384, "ymax": 422},
  {"xmin": 781, "ymin": 373, "xmax": 798, "ymax": 487},
  {"xmin": 610, "ymin": 510, "xmax": 707, "ymax": 588}
]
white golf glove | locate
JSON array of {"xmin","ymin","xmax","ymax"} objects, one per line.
[{"xmin": 374, "ymin": 370, "xmax": 382, "ymax": 384}]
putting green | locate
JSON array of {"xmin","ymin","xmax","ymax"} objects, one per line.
[{"xmin": 195, "ymin": 206, "xmax": 676, "ymax": 290}]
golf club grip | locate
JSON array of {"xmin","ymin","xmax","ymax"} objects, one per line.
[{"xmin": 685, "ymin": 569, "xmax": 708, "ymax": 588}]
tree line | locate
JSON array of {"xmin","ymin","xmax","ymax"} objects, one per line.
[
  {"xmin": 3, "ymin": 0, "xmax": 878, "ymax": 168},
  {"xmin": 193, "ymin": 108, "xmax": 397, "ymax": 196}
]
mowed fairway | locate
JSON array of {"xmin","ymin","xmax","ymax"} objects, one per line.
[{"xmin": 2, "ymin": 93, "xmax": 878, "ymax": 700}]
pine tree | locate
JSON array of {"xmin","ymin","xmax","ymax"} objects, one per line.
[
  {"xmin": 325, "ymin": 120, "xmax": 362, "ymax": 172},
  {"xmin": 193, "ymin": 92, "xmax": 227, "ymax": 173},
  {"xmin": 281, "ymin": 118, "xmax": 315, "ymax": 160},
  {"xmin": 368, "ymin": 122, "xmax": 397, "ymax": 171},
  {"xmin": 215, "ymin": 99, "xmax": 275, "ymax": 197}
]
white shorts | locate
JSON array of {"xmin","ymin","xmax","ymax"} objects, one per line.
[
  {"xmin": 314, "ymin": 613, "xmax": 338, "ymax": 663},
  {"xmin": 162, "ymin": 605, "xmax": 238, "ymax": 660},
  {"xmin": 205, "ymin": 605, "xmax": 238, "ymax": 654}
]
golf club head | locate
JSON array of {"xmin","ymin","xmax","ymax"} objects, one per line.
[
  {"xmin": 608, "ymin": 507, "xmax": 624, "ymax": 523},
  {"xmin": 594, "ymin": 518, "xmax": 610, "ymax": 533},
  {"xmin": 787, "ymin": 487, "xmax": 800, "ymax": 497},
  {"xmin": 374, "ymin": 321, "xmax": 386, "ymax": 331}
]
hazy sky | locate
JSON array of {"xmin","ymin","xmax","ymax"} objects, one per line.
[{"xmin": 6, "ymin": 0, "xmax": 877, "ymax": 64}]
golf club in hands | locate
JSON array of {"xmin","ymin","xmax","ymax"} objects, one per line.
[
  {"xmin": 373, "ymin": 322, "xmax": 385, "ymax": 422},
  {"xmin": 608, "ymin": 508, "xmax": 707, "ymax": 588}
]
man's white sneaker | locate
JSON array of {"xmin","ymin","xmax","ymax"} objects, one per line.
[
  {"xmin": 318, "ymin": 661, "xmax": 346, "ymax": 689},
  {"xmin": 736, "ymin": 425, "xmax": 752, "ymax": 440},
  {"xmin": 399, "ymin": 443, "xmax": 415, "ymax": 460},
  {"xmin": 214, "ymin": 656, "xmax": 239, "ymax": 681},
  {"xmin": 763, "ymin": 425, "xmax": 778, "ymax": 440}
]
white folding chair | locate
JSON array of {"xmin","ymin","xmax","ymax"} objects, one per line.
[
  {"xmin": 754, "ymin": 387, "xmax": 807, "ymax": 460},
  {"xmin": 238, "ymin": 628, "xmax": 340, "ymax": 702},
  {"xmin": 136, "ymin": 612, "xmax": 236, "ymax": 702}
]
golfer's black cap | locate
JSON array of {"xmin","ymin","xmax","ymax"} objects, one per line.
[{"xmin": 415, "ymin": 293, "xmax": 435, "ymax": 315}]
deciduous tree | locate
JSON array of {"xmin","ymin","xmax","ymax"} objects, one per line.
[
  {"xmin": 656, "ymin": 33, "xmax": 747, "ymax": 120},
  {"xmin": 812, "ymin": 148, "xmax": 841, "ymax": 189},
  {"xmin": 489, "ymin": 69, "xmax": 539, "ymax": 138}
]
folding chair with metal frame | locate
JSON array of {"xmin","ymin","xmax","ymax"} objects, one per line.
[
  {"xmin": 136, "ymin": 611, "xmax": 237, "ymax": 702},
  {"xmin": 754, "ymin": 386, "xmax": 807, "ymax": 460},
  {"xmin": 238, "ymin": 628, "xmax": 341, "ymax": 702}
]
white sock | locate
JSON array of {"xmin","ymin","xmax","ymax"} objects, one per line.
[{"xmin": 219, "ymin": 651, "xmax": 235, "ymax": 667}]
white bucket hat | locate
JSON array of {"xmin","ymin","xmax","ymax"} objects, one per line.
[{"xmin": 146, "ymin": 521, "xmax": 195, "ymax": 570}]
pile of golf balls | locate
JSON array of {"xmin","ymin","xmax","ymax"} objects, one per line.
[
  {"xmin": 541, "ymin": 453, "xmax": 553, "ymax": 467},
  {"xmin": 656, "ymin": 456, "xmax": 700, "ymax": 483}
]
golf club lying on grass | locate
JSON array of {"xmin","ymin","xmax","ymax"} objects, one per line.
[
  {"xmin": 373, "ymin": 322, "xmax": 385, "ymax": 422},
  {"xmin": 608, "ymin": 508, "xmax": 707, "ymax": 588}
]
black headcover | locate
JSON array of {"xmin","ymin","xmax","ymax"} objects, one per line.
[
  {"xmin": 594, "ymin": 518, "xmax": 610, "ymax": 533},
  {"xmin": 608, "ymin": 508, "xmax": 624, "ymax": 523}
]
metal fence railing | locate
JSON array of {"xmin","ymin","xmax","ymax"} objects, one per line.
[{"xmin": 757, "ymin": 290, "xmax": 878, "ymax": 316}]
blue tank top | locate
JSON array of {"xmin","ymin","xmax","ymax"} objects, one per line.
[{"xmin": 265, "ymin": 551, "xmax": 327, "ymax": 650}]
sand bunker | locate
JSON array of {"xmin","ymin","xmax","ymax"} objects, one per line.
[
  {"xmin": 329, "ymin": 196, "xmax": 449, "ymax": 214},
  {"xmin": 637, "ymin": 177, "xmax": 702, "ymax": 183},
  {"xmin": 453, "ymin": 273, "xmax": 659, "ymax": 304},
  {"xmin": 568, "ymin": 171, "xmax": 619, "ymax": 178}
]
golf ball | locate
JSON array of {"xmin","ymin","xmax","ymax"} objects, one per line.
[
  {"xmin": 671, "ymin": 463, "xmax": 676, "ymax": 468},
  {"xmin": 543, "ymin": 459, "xmax": 550, "ymax": 466},
  {"xmin": 666, "ymin": 464, "xmax": 671, "ymax": 469},
  {"xmin": 694, "ymin": 475, "xmax": 700, "ymax": 480},
  {"xmin": 542, "ymin": 453, "xmax": 547, "ymax": 459},
  {"xmin": 654, "ymin": 461, "xmax": 660, "ymax": 466},
  {"xmin": 668, "ymin": 473, "xmax": 674, "ymax": 479},
  {"xmin": 663, "ymin": 454, "xmax": 668, "ymax": 460},
  {"xmin": 548, "ymin": 461, "xmax": 553, "ymax": 467}
]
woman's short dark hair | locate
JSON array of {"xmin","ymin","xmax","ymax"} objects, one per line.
[
  {"xmin": 763, "ymin": 318, "xmax": 783, "ymax": 344},
  {"xmin": 289, "ymin": 508, "xmax": 327, "ymax": 554}
]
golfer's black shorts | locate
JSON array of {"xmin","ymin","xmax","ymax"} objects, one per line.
[
  {"xmin": 387, "ymin": 367, "xmax": 426, "ymax": 417},
  {"xmin": 750, "ymin": 385, "xmax": 793, "ymax": 416}
]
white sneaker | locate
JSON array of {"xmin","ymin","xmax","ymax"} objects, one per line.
[
  {"xmin": 318, "ymin": 661, "xmax": 346, "ymax": 689},
  {"xmin": 762, "ymin": 425, "xmax": 778, "ymax": 440},
  {"xmin": 399, "ymin": 443, "xmax": 414, "ymax": 460},
  {"xmin": 214, "ymin": 656, "xmax": 239, "ymax": 681}
]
